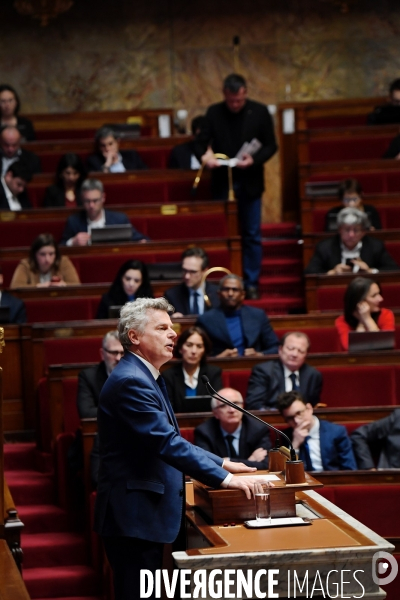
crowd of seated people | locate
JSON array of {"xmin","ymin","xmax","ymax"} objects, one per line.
[{"xmin": 2, "ymin": 81, "xmax": 400, "ymax": 493}]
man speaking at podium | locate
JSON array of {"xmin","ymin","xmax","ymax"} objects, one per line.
[{"xmin": 94, "ymin": 297, "xmax": 257, "ymax": 600}]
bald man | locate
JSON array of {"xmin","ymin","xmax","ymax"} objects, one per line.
[
  {"xmin": 194, "ymin": 387, "xmax": 271, "ymax": 469},
  {"xmin": 1, "ymin": 126, "xmax": 41, "ymax": 177}
]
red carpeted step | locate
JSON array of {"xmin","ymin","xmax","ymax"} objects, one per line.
[
  {"xmin": 261, "ymin": 222, "xmax": 298, "ymax": 237},
  {"xmin": 22, "ymin": 533, "xmax": 88, "ymax": 568},
  {"xmin": 23, "ymin": 565, "xmax": 101, "ymax": 599},
  {"xmin": 17, "ymin": 505, "xmax": 70, "ymax": 534},
  {"xmin": 4, "ymin": 443, "xmax": 37, "ymax": 471},
  {"xmin": 262, "ymin": 239, "xmax": 302, "ymax": 259},
  {"xmin": 6, "ymin": 470, "xmax": 55, "ymax": 505},
  {"xmin": 244, "ymin": 296, "xmax": 305, "ymax": 314},
  {"xmin": 261, "ymin": 257, "xmax": 302, "ymax": 276}
]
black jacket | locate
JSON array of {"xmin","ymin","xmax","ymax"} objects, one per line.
[
  {"xmin": 0, "ymin": 291, "xmax": 26, "ymax": 324},
  {"xmin": 86, "ymin": 149, "xmax": 147, "ymax": 172},
  {"xmin": 77, "ymin": 361, "xmax": 108, "ymax": 419},
  {"xmin": 168, "ymin": 141, "xmax": 196, "ymax": 169},
  {"xmin": 351, "ymin": 409, "xmax": 400, "ymax": 469},
  {"xmin": 304, "ymin": 234, "xmax": 399, "ymax": 274},
  {"xmin": 162, "ymin": 362, "xmax": 222, "ymax": 413},
  {"xmin": 245, "ymin": 359, "xmax": 323, "ymax": 410},
  {"xmin": 164, "ymin": 282, "xmax": 219, "ymax": 316},
  {"xmin": 0, "ymin": 178, "xmax": 31, "ymax": 210},
  {"xmin": 194, "ymin": 99, "xmax": 277, "ymax": 199},
  {"xmin": 42, "ymin": 184, "xmax": 83, "ymax": 208},
  {"xmin": 194, "ymin": 414, "xmax": 271, "ymax": 470}
]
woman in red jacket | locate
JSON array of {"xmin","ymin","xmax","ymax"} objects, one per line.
[{"xmin": 335, "ymin": 277, "xmax": 395, "ymax": 350}]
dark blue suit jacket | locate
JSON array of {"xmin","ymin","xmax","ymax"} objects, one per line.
[
  {"xmin": 196, "ymin": 305, "xmax": 279, "ymax": 356},
  {"xmin": 0, "ymin": 291, "xmax": 26, "ymax": 324},
  {"xmin": 60, "ymin": 209, "xmax": 146, "ymax": 244},
  {"xmin": 93, "ymin": 352, "xmax": 228, "ymax": 543},
  {"xmin": 287, "ymin": 419, "xmax": 357, "ymax": 471},
  {"xmin": 164, "ymin": 281, "xmax": 219, "ymax": 316}
]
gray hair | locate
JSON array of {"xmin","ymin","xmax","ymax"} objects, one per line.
[
  {"xmin": 80, "ymin": 178, "xmax": 104, "ymax": 196},
  {"xmin": 118, "ymin": 297, "xmax": 174, "ymax": 349},
  {"xmin": 102, "ymin": 330, "xmax": 120, "ymax": 348},
  {"xmin": 337, "ymin": 207, "xmax": 370, "ymax": 229},
  {"xmin": 95, "ymin": 126, "xmax": 118, "ymax": 143},
  {"xmin": 211, "ymin": 388, "xmax": 243, "ymax": 409},
  {"xmin": 219, "ymin": 274, "xmax": 244, "ymax": 290}
]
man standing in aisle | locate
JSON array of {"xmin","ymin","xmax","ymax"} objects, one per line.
[{"xmin": 195, "ymin": 73, "xmax": 278, "ymax": 299}]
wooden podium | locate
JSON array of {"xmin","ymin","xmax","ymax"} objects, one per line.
[{"xmin": 172, "ymin": 473, "xmax": 394, "ymax": 599}]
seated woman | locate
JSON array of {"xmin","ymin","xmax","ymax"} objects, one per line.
[
  {"xmin": 325, "ymin": 179, "xmax": 381, "ymax": 231},
  {"xmin": 335, "ymin": 277, "xmax": 395, "ymax": 350},
  {"xmin": 96, "ymin": 259, "xmax": 153, "ymax": 319},
  {"xmin": 10, "ymin": 233, "xmax": 81, "ymax": 288},
  {"xmin": 0, "ymin": 84, "xmax": 35, "ymax": 141},
  {"xmin": 87, "ymin": 126, "xmax": 147, "ymax": 173},
  {"xmin": 163, "ymin": 326, "xmax": 223, "ymax": 413},
  {"xmin": 43, "ymin": 153, "xmax": 86, "ymax": 207}
]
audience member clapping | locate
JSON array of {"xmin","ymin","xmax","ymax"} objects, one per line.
[
  {"xmin": 87, "ymin": 126, "xmax": 147, "ymax": 173},
  {"xmin": 325, "ymin": 179, "xmax": 381, "ymax": 231},
  {"xmin": 43, "ymin": 153, "xmax": 86, "ymax": 207},
  {"xmin": 0, "ymin": 84, "xmax": 35, "ymax": 141},
  {"xmin": 335, "ymin": 277, "xmax": 395, "ymax": 350},
  {"xmin": 10, "ymin": 233, "xmax": 81, "ymax": 288},
  {"xmin": 162, "ymin": 326, "xmax": 223, "ymax": 413},
  {"xmin": 96, "ymin": 259, "xmax": 153, "ymax": 319}
]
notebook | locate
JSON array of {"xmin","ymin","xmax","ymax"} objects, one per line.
[{"xmin": 348, "ymin": 330, "xmax": 395, "ymax": 353}]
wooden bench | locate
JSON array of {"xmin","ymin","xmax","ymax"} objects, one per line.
[{"xmin": 26, "ymin": 170, "xmax": 212, "ymax": 207}]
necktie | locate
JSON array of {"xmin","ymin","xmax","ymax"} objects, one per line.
[
  {"xmin": 156, "ymin": 375, "xmax": 179, "ymax": 430},
  {"xmin": 289, "ymin": 372, "xmax": 299, "ymax": 391},
  {"xmin": 300, "ymin": 436, "xmax": 314, "ymax": 471},
  {"xmin": 157, "ymin": 375, "xmax": 169, "ymax": 403},
  {"xmin": 192, "ymin": 291, "xmax": 200, "ymax": 315},
  {"xmin": 226, "ymin": 435, "xmax": 237, "ymax": 458}
]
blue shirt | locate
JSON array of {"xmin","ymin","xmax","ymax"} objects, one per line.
[{"xmin": 224, "ymin": 310, "xmax": 245, "ymax": 355}]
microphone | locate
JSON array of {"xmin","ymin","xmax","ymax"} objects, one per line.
[{"xmin": 201, "ymin": 375, "xmax": 297, "ymax": 461}]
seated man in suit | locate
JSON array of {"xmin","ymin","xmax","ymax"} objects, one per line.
[
  {"xmin": 168, "ymin": 115, "xmax": 206, "ymax": 169},
  {"xmin": 0, "ymin": 161, "xmax": 33, "ymax": 210},
  {"xmin": 87, "ymin": 126, "xmax": 147, "ymax": 173},
  {"xmin": 0, "ymin": 264, "xmax": 26, "ymax": 323},
  {"xmin": 164, "ymin": 246, "xmax": 219, "ymax": 317},
  {"xmin": 0, "ymin": 125, "xmax": 41, "ymax": 176},
  {"xmin": 351, "ymin": 409, "xmax": 400, "ymax": 470},
  {"xmin": 77, "ymin": 330, "xmax": 124, "ymax": 419},
  {"xmin": 246, "ymin": 331, "xmax": 323, "ymax": 410},
  {"xmin": 277, "ymin": 391, "xmax": 357, "ymax": 471},
  {"xmin": 367, "ymin": 78, "xmax": 400, "ymax": 125},
  {"xmin": 305, "ymin": 207, "xmax": 399, "ymax": 275},
  {"xmin": 194, "ymin": 387, "xmax": 270, "ymax": 470},
  {"xmin": 61, "ymin": 178, "xmax": 148, "ymax": 246},
  {"xmin": 196, "ymin": 274, "xmax": 279, "ymax": 357}
]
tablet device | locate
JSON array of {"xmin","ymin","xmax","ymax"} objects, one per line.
[{"xmin": 91, "ymin": 225, "xmax": 133, "ymax": 244}]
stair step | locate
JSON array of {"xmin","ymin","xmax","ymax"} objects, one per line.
[
  {"xmin": 23, "ymin": 565, "xmax": 101, "ymax": 599},
  {"xmin": 244, "ymin": 297, "xmax": 305, "ymax": 315},
  {"xmin": 262, "ymin": 239, "xmax": 302, "ymax": 259},
  {"xmin": 4, "ymin": 443, "xmax": 37, "ymax": 470},
  {"xmin": 22, "ymin": 533, "xmax": 88, "ymax": 568},
  {"xmin": 261, "ymin": 222, "xmax": 298, "ymax": 237},
  {"xmin": 6, "ymin": 470, "xmax": 55, "ymax": 506},
  {"xmin": 18, "ymin": 505, "xmax": 70, "ymax": 534}
]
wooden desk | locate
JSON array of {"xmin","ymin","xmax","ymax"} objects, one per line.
[{"xmin": 174, "ymin": 487, "xmax": 392, "ymax": 598}]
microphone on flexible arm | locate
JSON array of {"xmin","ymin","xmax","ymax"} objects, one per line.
[
  {"xmin": 201, "ymin": 375, "xmax": 297, "ymax": 461},
  {"xmin": 201, "ymin": 375, "xmax": 305, "ymax": 484}
]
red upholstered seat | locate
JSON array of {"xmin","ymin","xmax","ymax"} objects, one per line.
[
  {"xmin": 180, "ymin": 428, "xmax": 195, "ymax": 443},
  {"xmin": 42, "ymin": 338, "xmax": 101, "ymax": 370},
  {"xmin": 307, "ymin": 116, "xmax": 367, "ymax": 128},
  {"xmin": 0, "ymin": 220, "xmax": 66, "ymax": 247},
  {"xmin": 222, "ymin": 370, "xmax": 251, "ymax": 399},
  {"xmin": 25, "ymin": 298, "xmax": 95, "ymax": 322},
  {"xmin": 317, "ymin": 283, "xmax": 400, "ymax": 311},
  {"xmin": 146, "ymin": 214, "xmax": 227, "ymax": 240},
  {"xmin": 308, "ymin": 138, "xmax": 391, "ymax": 163},
  {"xmin": 319, "ymin": 365, "xmax": 397, "ymax": 407},
  {"xmin": 274, "ymin": 327, "xmax": 341, "ymax": 353}
]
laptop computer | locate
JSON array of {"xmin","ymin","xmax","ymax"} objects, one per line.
[
  {"xmin": 348, "ymin": 330, "xmax": 395, "ymax": 353},
  {"xmin": 178, "ymin": 395, "xmax": 212, "ymax": 413},
  {"xmin": 91, "ymin": 225, "xmax": 133, "ymax": 244},
  {"xmin": 108, "ymin": 305, "xmax": 122, "ymax": 319},
  {"xmin": 147, "ymin": 262, "xmax": 181, "ymax": 281},
  {"xmin": 0, "ymin": 306, "xmax": 10, "ymax": 324}
]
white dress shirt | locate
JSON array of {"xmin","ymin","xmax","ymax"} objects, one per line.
[
  {"xmin": 283, "ymin": 365, "xmax": 300, "ymax": 391},
  {"xmin": 1, "ymin": 176, "xmax": 22, "ymax": 210}
]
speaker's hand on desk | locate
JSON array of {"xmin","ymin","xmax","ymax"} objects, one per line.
[
  {"xmin": 223, "ymin": 459, "xmax": 256, "ymax": 474},
  {"xmin": 227, "ymin": 475, "xmax": 269, "ymax": 500}
]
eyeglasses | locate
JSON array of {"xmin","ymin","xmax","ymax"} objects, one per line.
[
  {"xmin": 103, "ymin": 348, "xmax": 124, "ymax": 357},
  {"xmin": 83, "ymin": 197, "xmax": 102, "ymax": 205},
  {"xmin": 182, "ymin": 269, "xmax": 201, "ymax": 275},
  {"xmin": 285, "ymin": 407, "xmax": 307, "ymax": 422}
]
